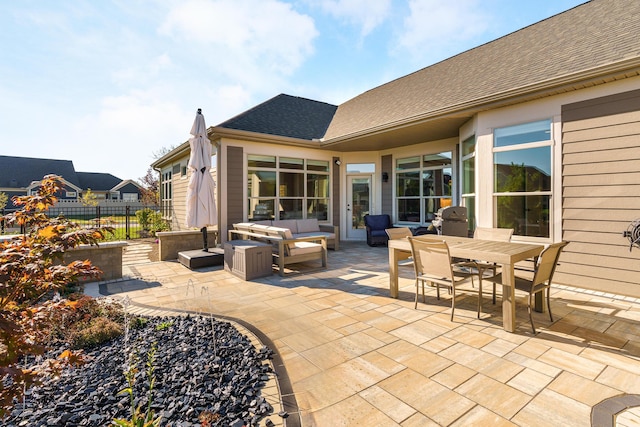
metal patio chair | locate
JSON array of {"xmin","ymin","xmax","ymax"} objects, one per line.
[
  {"xmin": 484, "ymin": 241, "xmax": 569, "ymax": 333},
  {"xmin": 408, "ymin": 238, "xmax": 484, "ymax": 320}
]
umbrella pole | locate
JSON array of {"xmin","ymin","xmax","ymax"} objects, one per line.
[{"xmin": 201, "ymin": 226, "xmax": 208, "ymax": 251}]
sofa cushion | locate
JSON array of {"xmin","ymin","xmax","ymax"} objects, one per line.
[
  {"xmin": 297, "ymin": 218, "xmax": 319, "ymax": 233},
  {"xmin": 234, "ymin": 223, "xmax": 254, "ymax": 232},
  {"xmin": 288, "ymin": 241, "xmax": 323, "ymax": 256},
  {"xmin": 249, "ymin": 224, "xmax": 271, "ymax": 234},
  {"xmin": 271, "ymin": 219, "xmax": 299, "ymax": 234},
  {"xmin": 265, "ymin": 226, "xmax": 292, "ymax": 255}
]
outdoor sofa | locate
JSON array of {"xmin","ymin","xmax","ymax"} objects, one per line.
[
  {"xmin": 249, "ymin": 218, "xmax": 339, "ymax": 250},
  {"xmin": 229, "ymin": 222, "xmax": 327, "ymax": 276}
]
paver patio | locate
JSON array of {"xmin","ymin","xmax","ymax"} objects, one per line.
[{"xmin": 88, "ymin": 241, "xmax": 640, "ymax": 426}]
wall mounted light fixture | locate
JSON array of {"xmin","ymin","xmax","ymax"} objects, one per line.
[
  {"xmin": 382, "ymin": 172, "xmax": 389, "ymax": 182},
  {"xmin": 334, "ymin": 159, "xmax": 342, "ymax": 166}
]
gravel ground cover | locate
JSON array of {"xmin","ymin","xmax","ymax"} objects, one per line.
[{"xmin": 5, "ymin": 315, "xmax": 277, "ymax": 427}]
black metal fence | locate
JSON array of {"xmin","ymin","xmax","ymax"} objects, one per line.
[{"xmin": 1, "ymin": 205, "xmax": 168, "ymax": 240}]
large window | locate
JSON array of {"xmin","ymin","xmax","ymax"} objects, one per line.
[
  {"xmin": 461, "ymin": 136, "xmax": 476, "ymax": 231},
  {"xmin": 247, "ymin": 155, "xmax": 329, "ymax": 221},
  {"xmin": 396, "ymin": 152, "xmax": 452, "ymax": 223},
  {"xmin": 160, "ymin": 170, "xmax": 172, "ymax": 219},
  {"xmin": 494, "ymin": 119, "xmax": 552, "ymax": 238}
]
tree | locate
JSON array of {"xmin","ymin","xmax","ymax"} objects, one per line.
[
  {"xmin": 0, "ymin": 175, "xmax": 113, "ymax": 416},
  {"xmin": 80, "ymin": 188, "xmax": 99, "ymax": 207},
  {"xmin": 139, "ymin": 167, "xmax": 159, "ymax": 206},
  {"xmin": 151, "ymin": 145, "xmax": 176, "ymax": 160},
  {"xmin": 0, "ymin": 192, "xmax": 7, "ymax": 211}
]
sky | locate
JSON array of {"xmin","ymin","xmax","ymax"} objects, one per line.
[{"xmin": 0, "ymin": 0, "xmax": 587, "ymax": 182}]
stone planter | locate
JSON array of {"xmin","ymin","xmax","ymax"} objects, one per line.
[
  {"xmin": 156, "ymin": 229, "xmax": 219, "ymax": 261},
  {"xmin": 64, "ymin": 241, "xmax": 127, "ymax": 281}
]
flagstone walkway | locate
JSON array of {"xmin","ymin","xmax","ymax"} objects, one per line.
[{"xmin": 87, "ymin": 241, "xmax": 640, "ymax": 426}]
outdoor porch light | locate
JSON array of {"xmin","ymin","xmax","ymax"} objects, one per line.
[
  {"xmin": 334, "ymin": 159, "xmax": 341, "ymax": 166},
  {"xmin": 382, "ymin": 172, "xmax": 389, "ymax": 182}
]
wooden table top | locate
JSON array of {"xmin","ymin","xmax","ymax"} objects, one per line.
[{"xmin": 388, "ymin": 234, "xmax": 544, "ymax": 265}]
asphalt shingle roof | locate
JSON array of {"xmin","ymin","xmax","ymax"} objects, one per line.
[
  {"xmin": 0, "ymin": 155, "xmax": 80, "ymax": 188},
  {"xmin": 76, "ymin": 172, "xmax": 123, "ymax": 191},
  {"xmin": 217, "ymin": 94, "xmax": 337, "ymax": 140},
  {"xmin": 323, "ymin": 0, "xmax": 640, "ymax": 141},
  {"xmin": 0, "ymin": 156, "xmax": 123, "ymax": 191}
]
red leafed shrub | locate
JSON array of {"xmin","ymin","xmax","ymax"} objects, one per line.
[{"xmin": 0, "ymin": 175, "xmax": 114, "ymax": 417}]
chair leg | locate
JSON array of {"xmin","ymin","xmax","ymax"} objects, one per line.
[
  {"xmin": 436, "ymin": 283, "xmax": 441, "ymax": 300},
  {"xmin": 546, "ymin": 288, "xmax": 553, "ymax": 322},
  {"xmin": 450, "ymin": 286, "xmax": 456, "ymax": 321},
  {"xmin": 477, "ymin": 277, "xmax": 483, "ymax": 318},
  {"xmin": 489, "ymin": 265, "xmax": 499, "ymax": 304},
  {"xmin": 422, "ymin": 282, "xmax": 426, "ymax": 303},
  {"xmin": 414, "ymin": 279, "xmax": 419, "ymax": 309},
  {"xmin": 528, "ymin": 293, "xmax": 537, "ymax": 334}
]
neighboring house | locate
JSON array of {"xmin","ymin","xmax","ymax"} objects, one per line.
[
  {"xmin": 0, "ymin": 155, "xmax": 143, "ymax": 209},
  {"xmin": 153, "ymin": 0, "xmax": 640, "ymax": 297},
  {"xmin": 77, "ymin": 173, "xmax": 142, "ymax": 201}
]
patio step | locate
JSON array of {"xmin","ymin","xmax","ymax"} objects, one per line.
[{"xmin": 123, "ymin": 240, "xmax": 154, "ymax": 266}]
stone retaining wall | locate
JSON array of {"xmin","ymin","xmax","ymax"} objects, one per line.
[
  {"xmin": 64, "ymin": 241, "xmax": 127, "ymax": 281},
  {"xmin": 157, "ymin": 229, "xmax": 219, "ymax": 261}
]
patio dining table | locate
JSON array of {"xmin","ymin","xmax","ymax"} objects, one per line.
[{"xmin": 388, "ymin": 234, "xmax": 544, "ymax": 333}]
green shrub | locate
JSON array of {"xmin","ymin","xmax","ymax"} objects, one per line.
[
  {"xmin": 130, "ymin": 316, "xmax": 149, "ymax": 329},
  {"xmin": 69, "ymin": 316, "xmax": 124, "ymax": 349},
  {"xmin": 135, "ymin": 208, "xmax": 169, "ymax": 234}
]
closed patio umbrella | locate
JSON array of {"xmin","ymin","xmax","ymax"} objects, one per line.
[{"xmin": 185, "ymin": 108, "xmax": 217, "ymax": 251}]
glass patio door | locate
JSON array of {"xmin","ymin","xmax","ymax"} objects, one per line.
[{"xmin": 346, "ymin": 175, "xmax": 372, "ymax": 240}]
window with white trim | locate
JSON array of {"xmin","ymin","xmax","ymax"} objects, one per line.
[
  {"xmin": 461, "ymin": 136, "xmax": 476, "ymax": 231},
  {"xmin": 161, "ymin": 170, "xmax": 172, "ymax": 219},
  {"xmin": 247, "ymin": 155, "xmax": 329, "ymax": 221},
  {"xmin": 493, "ymin": 119, "xmax": 552, "ymax": 238},
  {"xmin": 395, "ymin": 152, "xmax": 452, "ymax": 224}
]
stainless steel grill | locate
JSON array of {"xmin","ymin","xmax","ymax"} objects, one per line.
[{"xmin": 433, "ymin": 206, "xmax": 469, "ymax": 237}]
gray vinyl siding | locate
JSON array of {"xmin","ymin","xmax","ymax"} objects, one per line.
[
  {"xmin": 559, "ymin": 88, "xmax": 640, "ymax": 297},
  {"xmin": 381, "ymin": 154, "xmax": 393, "ymax": 216},
  {"xmin": 332, "ymin": 157, "xmax": 341, "ymax": 229},
  {"xmin": 227, "ymin": 146, "xmax": 244, "ymax": 231}
]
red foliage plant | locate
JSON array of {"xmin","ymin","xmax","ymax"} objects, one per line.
[{"xmin": 0, "ymin": 175, "xmax": 113, "ymax": 417}]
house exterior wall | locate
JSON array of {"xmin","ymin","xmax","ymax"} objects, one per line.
[
  {"xmin": 381, "ymin": 154, "xmax": 393, "ymax": 215},
  {"xmin": 558, "ymin": 88, "xmax": 640, "ymax": 297},
  {"xmin": 226, "ymin": 145, "xmax": 244, "ymax": 232},
  {"xmin": 159, "ymin": 154, "xmax": 190, "ymax": 230},
  {"xmin": 332, "ymin": 156, "xmax": 341, "ymax": 232},
  {"xmin": 117, "ymin": 182, "xmax": 142, "ymax": 199},
  {"xmin": 172, "ymin": 169, "xmax": 189, "ymax": 230}
]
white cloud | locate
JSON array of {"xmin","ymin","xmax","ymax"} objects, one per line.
[
  {"xmin": 160, "ymin": 0, "xmax": 318, "ymax": 79},
  {"xmin": 66, "ymin": 91, "xmax": 193, "ymax": 180},
  {"xmin": 396, "ymin": 0, "xmax": 490, "ymax": 61},
  {"xmin": 314, "ymin": 0, "xmax": 392, "ymax": 38}
]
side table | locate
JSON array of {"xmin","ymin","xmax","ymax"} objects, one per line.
[{"xmin": 224, "ymin": 240, "xmax": 273, "ymax": 280}]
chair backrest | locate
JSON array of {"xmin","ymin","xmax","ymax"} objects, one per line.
[
  {"xmin": 386, "ymin": 227, "xmax": 412, "ymax": 240},
  {"xmin": 532, "ymin": 241, "xmax": 569, "ymax": 286},
  {"xmin": 474, "ymin": 227, "xmax": 514, "ymax": 242},
  {"xmin": 364, "ymin": 214, "xmax": 392, "ymax": 230},
  {"xmin": 408, "ymin": 238, "xmax": 453, "ymax": 279}
]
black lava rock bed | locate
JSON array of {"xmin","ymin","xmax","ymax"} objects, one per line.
[{"xmin": 6, "ymin": 315, "xmax": 277, "ymax": 427}]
